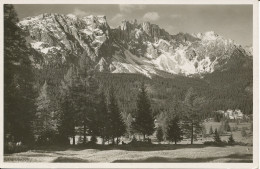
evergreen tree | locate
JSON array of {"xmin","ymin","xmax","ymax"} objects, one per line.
[
  {"xmin": 126, "ymin": 113, "xmax": 134, "ymax": 138},
  {"xmin": 133, "ymin": 82, "xmax": 155, "ymax": 141},
  {"xmin": 34, "ymin": 81, "xmax": 57, "ymax": 144},
  {"xmin": 182, "ymin": 88, "xmax": 205, "ymax": 144},
  {"xmin": 108, "ymin": 87, "xmax": 126, "ymax": 145},
  {"xmin": 59, "ymin": 66, "xmax": 81, "ymax": 145},
  {"xmin": 78, "ymin": 74, "xmax": 99, "ymax": 144},
  {"xmin": 166, "ymin": 116, "xmax": 183, "ymax": 144},
  {"xmin": 214, "ymin": 113, "xmax": 223, "ymax": 122},
  {"xmin": 96, "ymin": 91, "xmax": 109, "ymax": 144},
  {"xmin": 4, "ymin": 4, "xmax": 36, "ymax": 145},
  {"xmin": 156, "ymin": 110, "xmax": 169, "ymax": 140},
  {"xmin": 241, "ymin": 127, "xmax": 247, "ymax": 137},
  {"xmin": 213, "ymin": 129, "xmax": 221, "ymax": 143},
  {"xmin": 58, "ymin": 91, "xmax": 76, "ymax": 145},
  {"xmin": 156, "ymin": 126, "xmax": 164, "ymax": 143},
  {"xmin": 90, "ymin": 135, "xmax": 97, "ymax": 144},
  {"xmin": 228, "ymin": 134, "xmax": 235, "ymax": 145},
  {"xmin": 209, "ymin": 126, "xmax": 214, "ymax": 135},
  {"xmin": 77, "ymin": 56, "xmax": 100, "ymax": 144}
]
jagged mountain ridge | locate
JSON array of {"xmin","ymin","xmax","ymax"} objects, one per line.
[{"xmin": 18, "ymin": 13, "xmax": 252, "ymax": 78}]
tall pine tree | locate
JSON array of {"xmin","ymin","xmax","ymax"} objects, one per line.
[
  {"xmin": 108, "ymin": 87, "xmax": 126, "ymax": 145},
  {"xmin": 166, "ymin": 116, "xmax": 183, "ymax": 144},
  {"xmin": 133, "ymin": 82, "xmax": 155, "ymax": 141},
  {"xmin": 213, "ymin": 129, "xmax": 222, "ymax": 143},
  {"xmin": 126, "ymin": 113, "xmax": 134, "ymax": 138},
  {"xmin": 34, "ymin": 81, "xmax": 57, "ymax": 144},
  {"xmin": 156, "ymin": 126, "xmax": 164, "ymax": 143},
  {"xmin": 77, "ymin": 56, "xmax": 99, "ymax": 144},
  {"xmin": 96, "ymin": 91, "xmax": 109, "ymax": 144},
  {"xmin": 58, "ymin": 91, "xmax": 75, "ymax": 145},
  {"xmin": 4, "ymin": 4, "xmax": 36, "ymax": 145},
  {"xmin": 182, "ymin": 87, "xmax": 205, "ymax": 144},
  {"xmin": 59, "ymin": 66, "xmax": 80, "ymax": 145}
]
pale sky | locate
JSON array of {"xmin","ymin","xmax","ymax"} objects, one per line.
[{"xmin": 13, "ymin": 4, "xmax": 253, "ymax": 46}]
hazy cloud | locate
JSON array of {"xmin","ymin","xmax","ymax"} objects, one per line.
[
  {"xmin": 73, "ymin": 8, "xmax": 89, "ymax": 16},
  {"xmin": 119, "ymin": 5, "xmax": 145, "ymax": 13},
  {"xmin": 143, "ymin": 12, "xmax": 160, "ymax": 21}
]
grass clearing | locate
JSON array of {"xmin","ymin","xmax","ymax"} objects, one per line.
[
  {"xmin": 4, "ymin": 144, "xmax": 252, "ymax": 163},
  {"xmin": 4, "ymin": 122, "xmax": 253, "ymax": 163}
]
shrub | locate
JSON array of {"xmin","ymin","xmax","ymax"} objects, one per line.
[
  {"xmin": 90, "ymin": 136, "xmax": 97, "ymax": 144},
  {"xmin": 214, "ymin": 112, "xmax": 223, "ymax": 122},
  {"xmin": 228, "ymin": 134, "xmax": 235, "ymax": 145},
  {"xmin": 232, "ymin": 126, "xmax": 238, "ymax": 132},
  {"xmin": 128, "ymin": 136, "xmax": 152, "ymax": 146},
  {"xmin": 213, "ymin": 129, "xmax": 222, "ymax": 143},
  {"xmin": 209, "ymin": 126, "xmax": 214, "ymax": 135},
  {"xmin": 235, "ymin": 141, "xmax": 251, "ymax": 146},
  {"xmin": 156, "ymin": 127, "xmax": 163, "ymax": 143},
  {"xmin": 35, "ymin": 130, "xmax": 58, "ymax": 146},
  {"xmin": 203, "ymin": 141, "xmax": 215, "ymax": 146},
  {"xmin": 131, "ymin": 136, "xmax": 137, "ymax": 142},
  {"xmin": 203, "ymin": 141, "xmax": 226, "ymax": 146},
  {"xmin": 4, "ymin": 142, "xmax": 28, "ymax": 154},
  {"xmin": 241, "ymin": 127, "xmax": 247, "ymax": 137}
]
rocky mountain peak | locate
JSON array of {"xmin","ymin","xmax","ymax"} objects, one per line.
[
  {"xmin": 18, "ymin": 13, "xmax": 112, "ymax": 66},
  {"xmin": 17, "ymin": 13, "xmax": 252, "ymax": 78},
  {"xmin": 81, "ymin": 15, "xmax": 109, "ymax": 29}
]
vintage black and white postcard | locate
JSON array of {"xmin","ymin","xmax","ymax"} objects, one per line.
[{"xmin": 0, "ymin": 0, "xmax": 259, "ymax": 168}]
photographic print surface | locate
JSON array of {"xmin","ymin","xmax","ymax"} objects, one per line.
[{"xmin": 2, "ymin": 1, "xmax": 258, "ymax": 167}]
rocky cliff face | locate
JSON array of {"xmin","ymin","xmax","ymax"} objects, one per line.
[
  {"xmin": 18, "ymin": 13, "xmax": 252, "ymax": 78},
  {"xmin": 18, "ymin": 13, "xmax": 112, "ymax": 70}
]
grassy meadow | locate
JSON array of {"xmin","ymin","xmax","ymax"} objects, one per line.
[{"xmin": 4, "ymin": 121, "xmax": 253, "ymax": 163}]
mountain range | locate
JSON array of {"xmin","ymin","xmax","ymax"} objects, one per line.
[
  {"xmin": 14, "ymin": 13, "xmax": 253, "ymax": 115},
  {"xmin": 17, "ymin": 13, "xmax": 252, "ymax": 78}
]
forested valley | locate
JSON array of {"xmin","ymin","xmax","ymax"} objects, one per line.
[{"xmin": 4, "ymin": 4, "xmax": 253, "ymax": 154}]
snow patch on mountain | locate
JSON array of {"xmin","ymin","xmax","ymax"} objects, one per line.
[
  {"xmin": 18, "ymin": 13, "xmax": 252, "ymax": 78},
  {"xmin": 66, "ymin": 14, "xmax": 77, "ymax": 20},
  {"xmin": 31, "ymin": 42, "xmax": 61, "ymax": 54}
]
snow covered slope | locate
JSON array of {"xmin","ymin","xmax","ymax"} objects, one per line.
[{"xmin": 18, "ymin": 13, "xmax": 252, "ymax": 78}]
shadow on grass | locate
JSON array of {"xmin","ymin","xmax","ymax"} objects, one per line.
[
  {"xmin": 53, "ymin": 157, "xmax": 89, "ymax": 163},
  {"xmin": 32, "ymin": 145, "xmax": 82, "ymax": 152},
  {"xmin": 225, "ymin": 153, "xmax": 253, "ymax": 163},
  {"xmin": 113, "ymin": 156, "xmax": 217, "ymax": 163},
  {"xmin": 226, "ymin": 153, "xmax": 252, "ymax": 158},
  {"xmin": 113, "ymin": 153, "xmax": 253, "ymax": 163},
  {"xmin": 33, "ymin": 144, "xmax": 223, "ymax": 152}
]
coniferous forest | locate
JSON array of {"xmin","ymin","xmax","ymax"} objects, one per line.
[{"xmin": 4, "ymin": 4, "xmax": 253, "ymax": 161}]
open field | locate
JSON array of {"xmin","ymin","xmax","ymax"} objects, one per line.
[
  {"xmin": 4, "ymin": 144, "xmax": 252, "ymax": 163},
  {"xmin": 4, "ymin": 122, "xmax": 253, "ymax": 163}
]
